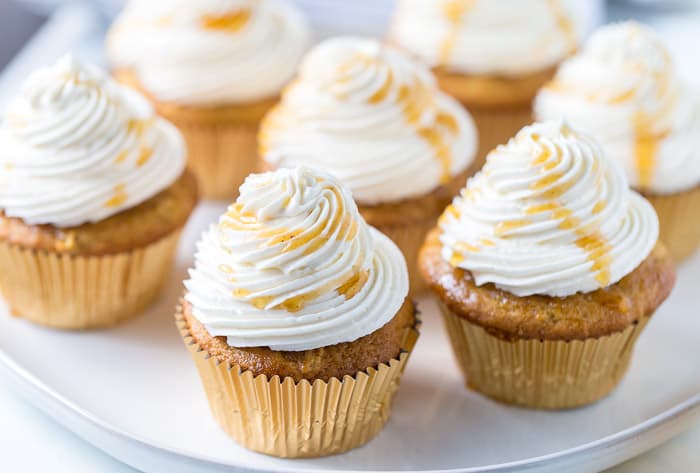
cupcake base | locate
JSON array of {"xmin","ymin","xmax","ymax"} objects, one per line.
[
  {"xmin": 0, "ymin": 230, "xmax": 181, "ymax": 329},
  {"xmin": 439, "ymin": 302, "xmax": 649, "ymax": 409},
  {"xmin": 176, "ymin": 301, "xmax": 419, "ymax": 458},
  {"xmin": 644, "ymin": 184, "xmax": 700, "ymax": 262},
  {"xmin": 419, "ymin": 229, "xmax": 675, "ymax": 409}
]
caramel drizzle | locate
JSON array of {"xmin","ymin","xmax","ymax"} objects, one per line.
[
  {"xmin": 546, "ymin": 0, "xmax": 577, "ymax": 54},
  {"xmin": 221, "ymin": 186, "xmax": 366, "ymax": 312},
  {"xmin": 439, "ymin": 0, "xmax": 474, "ymax": 65},
  {"xmin": 104, "ymin": 184, "xmax": 127, "ymax": 208},
  {"xmin": 525, "ymin": 142, "xmax": 612, "ymax": 286},
  {"xmin": 201, "ymin": 9, "xmax": 251, "ymax": 33}
]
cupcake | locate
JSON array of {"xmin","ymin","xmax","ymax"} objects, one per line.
[
  {"xmin": 259, "ymin": 37, "xmax": 477, "ymax": 294},
  {"xmin": 390, "ymin": 0, "xmax": 584, "ymax": 167},
  {"xmin": 178, "ymin": 166, "xmax": 417, "ymax": 457},
  {"xmin": 0, "ymin": 57, "xmax": 197, "ymax": 329},
  {"xmin": 420, "ymin": 122, "xmax": 675, "ymax": 409},
  {"xmin": 535, "ymin": 21, "xmax": 700, "ymax": 261},
  {"xmin": 107, "ymin": 0, "xmax": 310, "ymax": 199}
]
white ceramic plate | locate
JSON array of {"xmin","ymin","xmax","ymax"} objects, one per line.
[{"xmin": 0, "ymin": 202, "xmax": 699, "ymax": 473}]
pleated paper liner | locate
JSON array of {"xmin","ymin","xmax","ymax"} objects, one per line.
[
  {"xmin": 367, "ymin": 219, "xmax": 435, "ymax": 296},
  {"xmin": 0, "ymin": 230, "xmax": 181, "ymax": 330},
  {"xmin": 645, "ymin": 184, "xmax": 700, "ymax": 262},
  {"xmin": 173, "ymin": 121, "xmax": 258, "ymax": 200},
  {"xmin": 175, "ymin": 304, "xmax": 420, "ymax": 458},
  {"xmin": 438, "ymin": 301, "xmax": 650, "ymax": 409}
]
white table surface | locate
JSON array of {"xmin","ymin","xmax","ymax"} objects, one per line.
[{"xmin": 0, "ymin": 2, "xmax": 699, "ymax": 472}]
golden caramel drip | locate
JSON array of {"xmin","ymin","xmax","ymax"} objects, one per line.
[
  {"xmin": 607, "ymin": 87, "xmax": 637, "ymax": 105},
  {"xmin": 438, "ymin": 203, "xmax": 460, "ymax": 226},
  {"xmin": 633, "ymin": 100, "xmax": 672, "ymax": 189},
  {"xmin": 104, "ymin": 184, "xmax": 127, "ymax": 208},
  {"xmin": 136, "ymin": 147, "xmax": 153, "ymax": 167},
  {"xmin": 218, "ymin": 264, "xmax": 233, "ymax": 274},
  {"xmin": 592, "ymin": 201, "xmax": 606, "ymax": 214},
  {"xmin": 495, "ymin": 219, "xmax": 530, "ymax": 236},
  {"xmin": 336, "ymin": 270, "xmax": 370, "ymax": 300},
  {"xmin": 439, "ymin": 0, "xmax": 475, "ymax": 65},
  {"xmin": 202, "ymin": 9, "xmax": 251, "ymax": 33},
  {"xmin": 224, "ymin": 184, "xmax": 369, "ymax": 312},
  {"xmin": 531, "ymin": 172, "xmax": 565, "ymax": 191},
  {"xmin": 546, "ymin": 0, "xmax": 577, "ymax": 54},
  {"xmin": 368, "ymin": 70, "xmax": 394, "ymax": 104},
  {"xmin": 398, "ymin": 81, "xmax": 454, "ymax": 183},
  {"xmin": 114, "ymin": 150, "xmax": 128, "ymax": 164}
]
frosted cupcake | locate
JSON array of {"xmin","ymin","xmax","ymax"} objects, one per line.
[
  {"xmin": 535, "ymin": 21, "xmax": 700, "ymax": 261},
  {"xmin": 390, "ymin": 0, "xmax": 583, "ymax": 166},
  {"xmin": 107, "ymin": 0, "xmax": 309, "ymax": 199},
  {"xmin": 259, "ymin": 37, "xmax": 477, "ymax": 294},
  {"xmin": 420, "ymin": 122, "xmax": 675, "ymax": 408},
  {"xmin": 178, "ymin": 166, "xmax": 417, "ymax": 457},
  {"xmin": 0, "ymin": 57, "xmax": 197, "ymax": 329}
]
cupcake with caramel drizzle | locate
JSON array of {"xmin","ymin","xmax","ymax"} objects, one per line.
[
  {"xmin": 107, "ymin": 0, "xmax": 310, "ymax": 199},
  {"xmin": 420, "ymin": 121, "xmax": 675, "ymax": 408},
  {"xmin": 390, "ymin": 0, "xmax": 584, "ymax": 167},
  {"xmin": 536, "ymin": 21, "xmax": 700, "ymax": 261},
  {"xmin": 0, "ymin": 56, "xmax": 197, "ymax": 329},
  {"xmin": 259, "ymin": 36, "xmax": 478, "ymax": 294},
  {"xmin": 179, "ymin": 166, "xmax": 417, "ymax": 457}
]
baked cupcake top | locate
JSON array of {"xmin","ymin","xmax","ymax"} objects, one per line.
[
  {"xmin": 0, "ymin": 56, "xmax": 185, "ymax": 228},
  {"xmin": 535, "ymin": 22, "xmax": 700, "ymax": 195},
  {"xmin": 259, "ymin": 37, "xmax": 477, "ymax": 205},
  {"xmin": 184, "ymin": 166, "xmax": 409, "ymax": 351},
  {"xmin": 107, "ymin": 0, "xmax": 310, "ymax": 105},
  {"xmin": 438, "ymin": 121, "xmax": 658, "ymax": 297},
  {"xmin": 390, "ymin": 0, "xmax": 583, "ymax": 77}
]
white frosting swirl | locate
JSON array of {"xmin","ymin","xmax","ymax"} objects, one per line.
[
  {"xmin": 390, "ymin": 0, "xmax": 583, "ymax": 77},
  {"xmin": 439, "ymin": 122, "xmax": 658, "ymax": 297},
  {"xmin": 184, "ymin": 167, "xmax": 409, "ymax": 351},
  {"xmin": 260, "ymin": 37, "xmax": 477, "ymax": 205},
  {"xmin": 535, "ymin": 21, "xmax": 700, "ymax": 194},
  {"xmin": 107, "ymin": 0, "xmax": 310, "ymax": 105},
  {"xmin": 0, "ymin": 56, "xmax": 186, "ymax": 228}
]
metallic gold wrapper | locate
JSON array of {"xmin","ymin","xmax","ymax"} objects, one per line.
[
  {"xmin": 645, "ymin": 185, "xmax": 700, "ymax": 262},
  {"xmin": 365, "ymin": 218, "xmax": 435, "ymax": 296},
  {"xmin": 0, "ymin": 231, "xmax": 181, "ymax": 330},
  {"xmin": 172, "ymin": 121, "xmax": 257, "ymax": 200},
  {"xmin": 175, "ymin": 305, "xmax": 419, "ymax": 458},
  {"xmin": 439, "ymin": 301, "xmax": 650, "ymax": 409}
]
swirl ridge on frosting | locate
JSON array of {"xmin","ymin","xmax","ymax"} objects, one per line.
[
  {"xmin": 184, "ymin": 166, "xmax": 409, "ymax": 351},
  {"xmin": 260, "ymin": 37, "xmax": 477, "ymax": 204},
  {"xmin": 107, "ymin": 0, "xmax": 310, "ymax": 105},
  {"xmin": 390, "ymin": 0, "xmax": 583, "ymax": 76},
  {"xmin": 439, "ymin": 121, "xmax": 658, "ymax": 297},
  {"xmin": 535, "ymin": 21, "xmax": 700, "ymax": 194},
  {"xmin": 0, "ymin": 56, "xmax": 186, "ymax": 228}
]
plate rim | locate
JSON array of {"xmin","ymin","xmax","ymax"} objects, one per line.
[{"xmin": 1, "ymin": 343, "xmax": 698, "ymax": 473}]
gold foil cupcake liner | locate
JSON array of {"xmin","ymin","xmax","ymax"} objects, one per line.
[
  {"xmin": 172, "ymin": 121, "xmax": 258, "ymax": 200},
  {"xmin": 175, "ymin": 305, "xmax": 420, "ymax": 458},
  {"xmin": 645, "ymin": 185, "xmax": 700, "ymax": 262},
  {"xmin": 470, "ymin": 107, "xmax": 533, "ymax": 172},
  {"xmin": 0, "ymin": 231, "xmax": 181, "ymax": 330},
  {"xmin": 366, "ymin": 218, "xmax": 436, "ymax": 296},
  {"xmin": 439, "ymin": 302, "xmax": 650, "ymax": 409}
]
